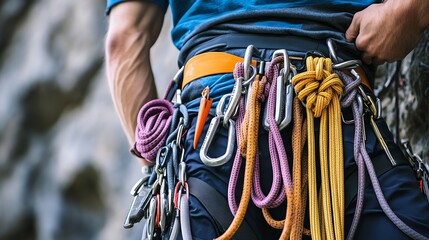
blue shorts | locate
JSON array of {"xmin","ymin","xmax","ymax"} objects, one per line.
[{"xmin": 178, "ymin": 51, "xmax": 429, "ymax": 239}]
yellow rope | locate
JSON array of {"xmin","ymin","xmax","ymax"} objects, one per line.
[
  {"xmin": 215, "ymin": 75, "xmax": 266, "ymax": 240},
  {"xmin": 292, "ymin": 56, "xmax": 344, "ymax": 240}
]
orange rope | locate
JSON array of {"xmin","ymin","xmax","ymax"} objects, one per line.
[{"xmin": 215, "ymin": 75, "xmax": 266, "ymax": 240}]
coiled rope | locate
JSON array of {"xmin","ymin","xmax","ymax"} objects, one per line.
[
  {"xmin": 292, "ymin": 56, "xmax": 344, "ymax": 240},
  {"xmin": 134, "ymin": 99, "xmax": 174, "ymax": 162}
]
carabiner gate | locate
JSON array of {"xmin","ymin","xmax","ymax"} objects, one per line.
[{"xmin": 199, "ymin": 116, "xmax": 236, "ymax": 167}]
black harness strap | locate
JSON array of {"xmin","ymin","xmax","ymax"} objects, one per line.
[
  {"xmin": 345, "ymin": 147, "xmax": 411, "ymax": 209},
  {"xmin": 188, "ymin": 177, "xmax": 259, "ymax": 240}
]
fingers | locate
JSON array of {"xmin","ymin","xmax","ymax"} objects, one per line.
[
  {"xmin": 345, "ymin": 11, "xmax": 361, "ymax": 42},
  {"xmin": 362, "ymin": 53, "xmax": 386, "ymax": 66}
]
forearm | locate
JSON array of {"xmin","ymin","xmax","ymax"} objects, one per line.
[{"xmin": 105, "ymin": 2, "xmax": 164, "ymax": 161}]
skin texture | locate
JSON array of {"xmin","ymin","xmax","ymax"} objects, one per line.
[
  {"xmin": 346, "ymin": 0, "xmax": 429, "ymax": 65},
  {"xmin": 105, "ymin": 2, "xmax": 164, "ymax": 165}
]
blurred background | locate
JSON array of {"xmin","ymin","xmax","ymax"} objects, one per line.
[
  {"xmin": 0, "ymin": 0, "xmax": 178, "ymax": 239},
  {"xmin": 0, "ymin": 0, "xmax": 427, "ymax": 239}
]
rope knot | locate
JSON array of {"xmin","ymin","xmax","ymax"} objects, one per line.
[{"xmin": 292, "ymin": 56, "xmax": 344, "ymax": 118}]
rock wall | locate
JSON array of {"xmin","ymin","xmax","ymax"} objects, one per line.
[
  {"xmin": 0, "ymin": 0, "xmax": 178, "ymax": 239},
  {"xmin": 0, "ymin": 1, "xmax": 427, "ymax": 240}
]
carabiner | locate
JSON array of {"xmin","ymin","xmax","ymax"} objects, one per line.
[
  {"xmin": 263, "ymin": 61, "xmax": 295, "ymax": 131},
  {"xmin": 199, "ymin": 116, "xmax": 236, "ymax": 167},
  {"xmin": 271, "ymin": 49, "xmax": 290, "ymax": 79},
  {"xmin": 278, "ymin": 66, "xmax": 296, "ymax": 130},
  {"xmin": 327, "ymin": 38, "xmax": 363, "ymax": 70},
  {"xmin": 146, "ymin": 196, "xmax": 158, "ymax": 240},
  {"xmin": 327, "ymin": 38, "xmax": 340, "ymax": 64},
  {"xmin": 342, "ymin": 93, "xmax": 364, "ymax": 124},
  {"xmin": 223, "ymin": 76, "xmax": 243, "ymax": 126},
  {"xmin": 243, "ymin": 45, "xmax": 260, "ymax": 85}
]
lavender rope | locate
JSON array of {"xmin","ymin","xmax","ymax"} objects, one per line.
[
  {"xmin": 338, "ymin": 71, "xmax": 365, "ymax": 240},
  {"xmin": 228, "ymin": 63, "xmax": 246, "ymax": 214},
  {"xmin": 251, "ymin": 62, "xmax": 290, "ymax": 208},
  {"xmin": 134, "ymin": 99, "xmax": 174, "ymax": 163},
  {"xmin": 338, "ymin": 72, "xmax": 429, "ymax": 240}
]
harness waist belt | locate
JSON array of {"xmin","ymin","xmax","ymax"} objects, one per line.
[{"xmin": 182, "ymin": 51, "xmax": 372, "ymax": 91}]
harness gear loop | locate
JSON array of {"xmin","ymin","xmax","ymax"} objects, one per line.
[{"xmin": 292, "ymin": 56, "xmax": 344, "ymax": 240}]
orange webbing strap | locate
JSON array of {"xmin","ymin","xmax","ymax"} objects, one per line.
[
  {"xmin": 292, "ymin": 56, "xmax": 344, "ymax": 240},
  {"xmin": 182, "ymin": 52, "xmax": 371, "ymax": 92},
  {"xmin": 215, "ymin": 74, "xmax": 266, "ymax": 240},
  {"xmin": 182, "ymin": 52, "xmax": 257, "ymax": 89}
]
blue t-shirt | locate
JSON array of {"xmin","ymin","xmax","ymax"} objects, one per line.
[
  {"xmin": 106, "ymin": 0, "xmax": 380, "ymax": 114},
  {"xmin": 106, "ymin": 0, "xmax": 379, "ymax": 50}
]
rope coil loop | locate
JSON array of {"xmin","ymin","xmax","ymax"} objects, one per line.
[{"xmin": 134, "ymin": 99, "xmax": 174, "ymax": 163}]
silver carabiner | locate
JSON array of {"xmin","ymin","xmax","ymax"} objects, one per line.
[
  {"xmin": 199, "ymin": 116, "xmax": 236, "ymax": 167},
  {"xmin": 271, "ymin": 49, "xmax": 290, "ymax": 79},
  {"xmin": 146, "ymin": 196, "xmax": 157, "ymax": 240},
  {"xmin": 223, "ymin": 76, "xmax": 243, "ymax": 126},
  {"xmin": 327, "ymin": 38, "xmax": 340, "ymax": 64},
  {"xmin": 341, "ymin": 93, "xmax": 364, "ymax": 124},
  {"xmin": 160, "ymin": 178, "xmax": 168, "ymax": 232},
  {"xmin": 278, "ymin": 66, "xmax": 296, "ymax": 130},
  {"xmin": 263, "ymin": 54, "xmax": 295, "ymax": 131},
  {"xmin": 243, "ymin": 45, "xmax": 260, "ymax": 85}
]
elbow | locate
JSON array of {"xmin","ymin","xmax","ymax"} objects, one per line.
[{"xmin": 105, "ymin": 24, "xmax": 146, "ymax": 61}]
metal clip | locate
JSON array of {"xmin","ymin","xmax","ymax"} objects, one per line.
[
  {"xmin": 223, "ymin": 76, "xmax": 243, "ymax": 126},
  {"xmin": 279, "ymin": 66, "xmax": 296, "ymax": 130},
  {"xmin": 342, "ymin": 93, "xmax": 364, "ymax": 124},
  {"xmin": 243, "ymin": 45, "xmax": 260, "ymax": 86},
  {"xmin": 123, "ymin": 177, "xmax": 152, "ymax": 229},
  {"xmin": 263, "ymin": 56, "xmax": 295, "ymax": 131},
  {"xmin": 199, "ymin": 116, "xmax": 236, "ymax": 167},
  {"xmin": 363, "ymin": 94, "xmax": 397, "ymax": 166},
  {"xmin": 146, "ymin": 196, "xmax": 158, "ymax": 240}
]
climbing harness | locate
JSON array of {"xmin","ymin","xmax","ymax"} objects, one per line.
[{"xmin": 122, "ymin": 37, "xmax": 429, "ymax": 240}]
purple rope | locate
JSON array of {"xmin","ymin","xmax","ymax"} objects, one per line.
[
  {"xmin": 338, "ymin": 71, "xmax": 365, "ymax": 240},
  {"xmin": 361, "ymin": 142, "xmax": 429, "ymax": 240},
  {"xmin": 338, "ymin": 72, "xmax": 429, "ymax": 240},
  {"xmin": 228, "ymin": 97, "xmax": 246, "ymax": 214},
  {"xmin": 251, "ymin": 62, "xmax": 292, "ymax": 208},
  {"xmin": 228, "ymin": 63, "xmax": 246, "ymax": 214},
  {"xmin": 134, "ymin": 99, "xmax": 174, "ymax": 163}
]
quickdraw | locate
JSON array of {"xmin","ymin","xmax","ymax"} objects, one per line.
[{"xmin": 124, "ymin": 83, "xmax": 192, "ymax": 240}]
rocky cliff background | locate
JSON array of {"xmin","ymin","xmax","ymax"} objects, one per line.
[
  {"xmin": 0, "ymin": 0, "xmax": 427, "ymax": 240},
  {"xmin": 0, "ymin": 0, "xmax": 177, "ymax": 239}
]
